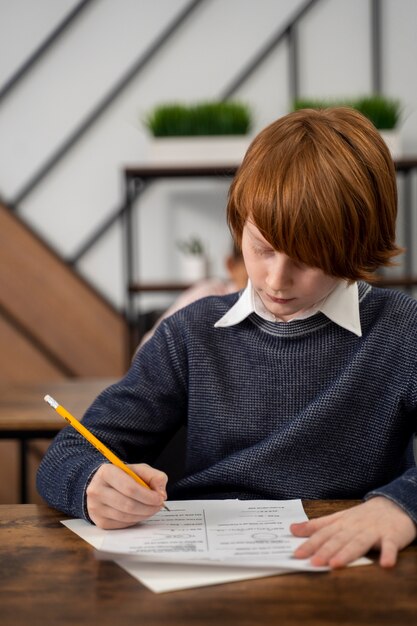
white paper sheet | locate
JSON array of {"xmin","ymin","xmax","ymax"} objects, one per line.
[
  {"xmin": 99, "ymin": 499, "xmax": 320, "ymax": 569},
  {"xmin": 62, "ymin": 518, "xmax": 286, "ymax": 592},
  {"xmin": 62, "ymin": 499, "xmax": 372, "ymax": 593}
]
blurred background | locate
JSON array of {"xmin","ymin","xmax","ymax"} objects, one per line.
[{"xmin": 1, "ymin": 0, "xmax": 417, "ymax": 502}]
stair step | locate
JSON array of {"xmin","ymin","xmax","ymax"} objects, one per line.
[{"xmin": 0, "ymin": 204, "xmax": 127, "ymax": 380}]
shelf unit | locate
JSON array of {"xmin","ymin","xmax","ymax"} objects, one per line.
[
  {"xmin": 122, "ymin": 164, "xmax": 238, "ymax": 356},
  {"xmin": 122, "ymin": 159, "xmax": 417, "ymax": 360}
]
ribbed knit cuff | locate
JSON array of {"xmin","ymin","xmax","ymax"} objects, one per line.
[
  {"xmin": 81, "ymin": 462, "xmax": 107, "ymax": 524},
  {"xmin": 365, "ymin": 468, "xmax": 417, "ymax": 524}
]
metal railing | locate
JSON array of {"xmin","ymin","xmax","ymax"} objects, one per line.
[
  {"xmin": 0, "ymin": 0, "xmax": 96, "ymax": 104},
  {"xmin": 6, "ymin": 0, "xmax": 206, "ymax": 207}
]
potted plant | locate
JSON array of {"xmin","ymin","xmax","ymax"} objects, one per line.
[
  {"xmin": 176, "ymin": 235, "xmax": 208, "ymax": 282},
  {"xmin": 293, "ymin": 96, "xmax": 402, "ymax": 158},
  {"xmin": 352, "ymin": 95, "xmax": 402, "ymax": 158},
  {"xmin": 143, "ymin": 101, "xmax": 253, "ymax": 165}
]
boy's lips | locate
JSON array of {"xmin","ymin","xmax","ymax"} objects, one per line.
[{"xmin": 267, "ymin": 294, "xmax": 296, "ymax": 305}]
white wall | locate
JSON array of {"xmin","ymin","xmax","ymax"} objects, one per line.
[{"xmin": 0, "ymin": 0, "xmax": 416, "ymax": 311}]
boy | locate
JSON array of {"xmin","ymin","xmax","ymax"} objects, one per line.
[{"xmin": 37, "ymin": 107, "xmax": 417, "ymax": 569}]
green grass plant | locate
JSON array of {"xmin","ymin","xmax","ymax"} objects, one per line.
[
  {"xmin": 293, "ymin": 95, "xmax": 401, "ymax": 129},
  {"xmin": 145, "ymin": 101, "xmax": 252, "ymax": 137}
]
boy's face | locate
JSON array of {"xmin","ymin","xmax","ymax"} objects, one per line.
[{"xmin": 241, "ymin": 221, "xmax": 340, "ymax": 321}]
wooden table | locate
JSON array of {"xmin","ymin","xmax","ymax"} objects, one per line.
[
  {"xmin": 0, "ymin": 501, "xmax": 416, "ymax": 626},
  {"xmin": 0, "ymin": 378, "xmax": 114, "ymax": 502}
]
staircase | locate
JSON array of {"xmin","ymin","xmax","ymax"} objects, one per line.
[{"xmin": 0, "ymin": 203, "xmax": 127, "ymax": 382}]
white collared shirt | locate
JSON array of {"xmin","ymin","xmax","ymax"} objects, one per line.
[{"xmin": 215, "ymin": 279, "xmax": 362, "ymax": 337}]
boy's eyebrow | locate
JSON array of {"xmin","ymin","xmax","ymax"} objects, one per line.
[{"xmin": 245, "ymin": 221, "xmax": 269, "ymax": 244}]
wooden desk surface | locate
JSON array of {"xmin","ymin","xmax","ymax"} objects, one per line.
[
  {"xmin": 1, "ymin": 501, "xmax": 416, "ymax": 626},
  {"xmin": 0, "ymin": 378, "xmax": 114, "ymax": 432}
]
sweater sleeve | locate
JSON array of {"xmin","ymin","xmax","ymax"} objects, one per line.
[
  {"xmin": 365, "ymin": 468, "xmax": 417, "ymax": 524},
  {"xmin": 365, "ymin": 359, "xmax": 417, "ymax": 524},
  {"xmin": 36, "ymin": 320, "xmax": 188, "ymax": 520}
]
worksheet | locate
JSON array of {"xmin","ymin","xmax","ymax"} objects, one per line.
[
  {"xmin": 63, "ymin": 499, "xmax": 371, "ymax": 592},
  {"xmin": 99, "ymin": 499, "xmax": 328, "ymax": 570},
  {"xmin": 63, "ymin": 517, "xmax": 288, "ymax": 592}
]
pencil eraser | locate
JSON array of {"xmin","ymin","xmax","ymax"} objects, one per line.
[{"xmin": 44, "ymin": 395, "xmax": 58, "ymax": 409}]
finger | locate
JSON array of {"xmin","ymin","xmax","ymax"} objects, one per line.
[
  {"xmin": 290, "ymin": 521, "xmax": 311, "ymax": 537},
  {"xmin": 89, "ymin": 504, "xmax": 145, "ymax": 529},
  {"xmin": 291, "ymin": 511, "xmax": 343, "ymax": 537},
  {"xmin": 293, "ymin": 523, "xmax": 339, "ymax": 559},
  {"xmin": 308, "ymin": 524, "xmax": 379, "ymax": 568},
  {"xmin": 294, "ymin": 520, "xmax": 372, "ymax": 565},
  {"xmin": 133, "ymin": 463, "xmax": 168, "ymax": 497},
  {"xmin": 379, "ymin": 538, "xmax": 398, "ymax": 568},
  {"xmin": 100, "ymin": 483, "xmax": 165, "ymax": 518},
  {"xmin": 87, "ymin": 485, "xmax": 163, "ymax": 528},
  {"xmin": 88, "ymin": 503, "xmax": 153, "ymax": 530},
  {"xmin": 90, "ymin": 517, "xmax": 138, "ymax": 530},
  {"xmin": 317, "ymin": 532, "xmax": 374, "ymax": 568},
  {"xmin": 102, "ymin": 465, "xmax": 165, "ymax": 507}
]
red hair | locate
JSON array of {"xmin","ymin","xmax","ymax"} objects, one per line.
[{"xmin": 227, "ymin": 107, "xmax": 402, "ymax": 281}]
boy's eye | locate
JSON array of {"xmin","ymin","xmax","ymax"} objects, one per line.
[{"xmin": 253, "ymin": 244, "xmax": 274, "ymax": 256}]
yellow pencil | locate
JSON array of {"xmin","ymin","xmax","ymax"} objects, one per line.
[{"xmin": 44, "ymin": 395, "xmax": 169, "ymax": 511}]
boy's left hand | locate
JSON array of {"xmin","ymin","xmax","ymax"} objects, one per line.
[{"xmin": 290, "ymin": 496, "xmax": 416, "ymax": 568}]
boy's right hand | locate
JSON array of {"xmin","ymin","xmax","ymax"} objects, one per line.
[{"xmin": 86, "ymin": 462, "xmax": 168, "ymax": 529}]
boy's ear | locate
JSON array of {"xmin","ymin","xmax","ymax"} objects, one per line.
[
  {"xmin": 225, "ymin": 254, "xmax": 248, "ymax": 290},
  {"xmin": 225, "ymin": 255, "xmax": 235, "ymax": 273}
]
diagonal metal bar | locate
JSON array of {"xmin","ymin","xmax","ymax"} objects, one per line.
[
  {"xmin": 370, "ymin": 0, "xmax": 382, "ymax": 94},
  {"xmin": 68, "ymin": 180, "xmax": 149, "ymax": 265},
  {"xmin": 11, "ymin": 0, "xmax": 206, "ymax": 207},
  {"xmin": 68, "ymin": 203, "xmax": 128, "ymax": 266},
  {"xmin": 219, "ymin": 0, "xmax": 321, "ymax": 101},
  {"xmin": 0, "ymin": 0, "xmax": 96, "ymax": 104},
  {"xmin": 287, "ymin": 23, "xmax": 299, "ymax": 103}
]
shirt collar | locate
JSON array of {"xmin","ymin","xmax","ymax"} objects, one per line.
[{"xmin": 215, "ymin": 279, "xmax": 362, "ymax": 337}]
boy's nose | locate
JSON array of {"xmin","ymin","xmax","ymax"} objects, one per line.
[{"xmin": 265, "ymin": 254, "xmax": 293, "ymax": 292}]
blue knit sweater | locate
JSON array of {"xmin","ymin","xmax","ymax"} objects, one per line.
[{"xmin": 37, "ymin": 282, "xmax": 417, "ymax": 523}]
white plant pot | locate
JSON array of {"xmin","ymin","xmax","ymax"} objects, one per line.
[
  {"xmin": 379, "ymin": 129, "xmax": 401, "ymax": 159},
  {"xmin": 179, "ymin": 255, "xmax": 208, "ymax": 282},
  {"xmin": 147, "ymin": 135, "xmax": 252, "ymax": 166}
]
